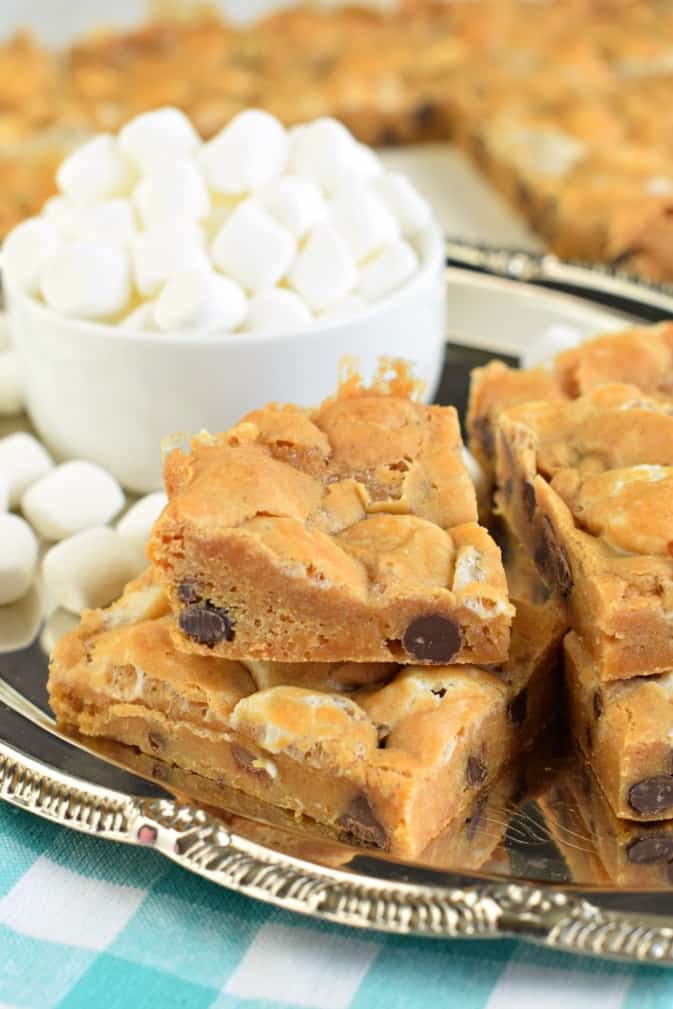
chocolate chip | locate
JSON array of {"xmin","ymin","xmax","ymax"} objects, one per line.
[
  {"xmin": 465, "ymin": 794, "xmax": 487, "ymax": 842},
  {"xmin": 179, "ymin": 603, "xmax": 234, "ymax": 647},
  {"xmin": 507, "ymin": 688, "xmax": 527, "ymax": 726},
  {"xmin": 628, "ymin": 775, "xmax": 673, "ymax": 815},
  {"xmin": 521, "ymin": 480, "xmax": 536, "ymax": 522},
  {"xmin": 534, "ymin": 515, "xmax": 573, "ymax": 597},
  {"xmin": 585, "ymin": 724, "xmax": 593, "ymax": 750},
  {"xmin": 379, "ymin": 125, "xmax": 402, "ymax": 145},
  {"xmin": 402, "ymin": 614, "xmax": 462, "ymax": 663},
  {"xmin": 466, "ymin": 755, "xmax": 487, "ymax": 787},
  {"xmin": 472, "ymin": 415, "xmax": 494, "ymax": 460},
  {"xmin": 413, "ymin": 100, "xmax": 438, "ymax": 130},
  {"xmin": 338, "ymin": 793, "xmax": 388, "ymax": 849},
  {"xmin": 626, "ymin": 836, "xmax": 673, "ymax": 864},
  {"xmin": 177, "ymin": 579, "xmax": 201, "ymax": 604},
  {"xmin": 593, "ymin": 690, "xmax": 603, "ymax": 720},
  {"xmin": 231, "ymin": 744, "xmax": 272, "ymax": 782},
  {"xmin": 148, "ymin": 731, "xmax": 164, "ymax": 751},
  {"xmin": 151, "ymin": 761, "xmax": 169, "ymax": 782}
]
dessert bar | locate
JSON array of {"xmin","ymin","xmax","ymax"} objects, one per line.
[{"xmin": 149, "ymin": 370, "xmax": 513, "ymax": 665}]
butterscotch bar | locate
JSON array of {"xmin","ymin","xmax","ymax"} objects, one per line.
[
  {"xmin": 497, "ymin": 382, "xmax": 673, "ymax": 679},
  {"xmin": 149, "ymin": 371, "xmax": 512, "ymax": 665},
  {"xmin": 48, "ymin": 561, "xmax": 563, "ymax": 857}
]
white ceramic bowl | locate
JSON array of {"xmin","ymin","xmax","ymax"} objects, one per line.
[{"xmin": 7, "ymin": 226, "xmax": 446, "ymax": 493}]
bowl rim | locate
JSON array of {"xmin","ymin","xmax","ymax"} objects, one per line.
[{"xmin": 5, "ymin": 224, "xmax": 444, "ymax": 349}]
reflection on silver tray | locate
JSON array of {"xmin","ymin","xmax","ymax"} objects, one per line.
[{"xmin": 3, "ymin": 257, "xmax": 673, "ymax": 966}]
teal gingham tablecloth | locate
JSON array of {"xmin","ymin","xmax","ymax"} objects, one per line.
[{"xmin": 1, "ymin": 802, "xmax": 672, "ymax": 1009}]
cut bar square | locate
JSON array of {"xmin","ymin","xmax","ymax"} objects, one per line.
[{"xmin": 149, "ymin": 371, "xmax": 513, "ymax": 665}]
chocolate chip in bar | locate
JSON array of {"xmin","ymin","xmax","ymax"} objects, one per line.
[
  {"xmin": 626, "ymin": 835, "xmax": 673, "ymax": 864},
  {"xmin": 177, "ymin": 579, "xmax": 202, "ymax": 604},
  {"xmin": 466, "ymin": 755, "xmax": 487, "ymax": 787},
  {"xmin": 179, "ymin": 602, "xmax": 234, "ymax": 648},
  {"xmin": 148, "ymin": 731, "xmax": 165, "ymax": 752},
  {"xmin": 473, "ymin": 415, "xmax": 495, "ymax": 460},
  {"xmin": 402, "ymin": 614, "xmax": 462, "ymax": 663},
  {"xmin": 507, "ymin": 688, "xmax": 527, "ymax": 727},
  {"xmin": 413, "ymin": 99, "xmax": 438, "ymax": 130},
  {"xmin": 628, "ymin": 775, "xmax": 673, "ymax": 815},
  {"xmin": 521, "ymin": 480, "xmax": 536, "ymax": 522},
  {"xmin": 534, "ymin": 515, "xmax": 573, "ymax": 597},
  {"xmin": 592, "ymin": 690, "xmax": 603, "ymax": 720},
  {"xmin": 338, "ymin": 793, "xmax": 388, "ymax": 849}
]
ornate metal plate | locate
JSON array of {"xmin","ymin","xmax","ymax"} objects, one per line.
[{"xmin": 3, "ymin": 258, "xmax": 673, "ymax": 964}]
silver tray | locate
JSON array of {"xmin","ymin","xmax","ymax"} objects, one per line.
[{"xmin": 4, "ymin": 253, "xmax": 673, "ymax": 966}]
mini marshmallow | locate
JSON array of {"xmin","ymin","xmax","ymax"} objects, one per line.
[
  {"xmin": 202, "ymin": 204, "xmax": 236, "ymax": 243},
  {"xmin": 319, "ymin": 293, "xmax": 366, "ymax": 321},
  {"xmin": 243, "ymin": 288, "xmax": 312, "ymax": 335},
  {"xmin": 357, "ymin": 239, "xmax": 419, "ymax": 301},
  {"xmin": 133, "ymin": 159, "xmax": 210, "ymax": 228},
  {"xmin": 0, "ymin": 432, "xmax": 53, "ymax": 508},
  {"xmin": 329, "ymin": 186, "xmax": 400, "ymax": 262},
  {"xmin": 117, "ymin": 491, "xmax": 167, "ymax": 571},
  {"xmin": 372, "ymin": 172, "xmax": 432, "ymax": 237},
  {"xmin": 200, "ymin": 109, "xmax": 289, "ymax": 195},
  {"xmin": 3, "ymin": 218, "xmax": 64, "ymax": 295},
  {"xmin": 0, "ymin": 475, "xmax": 8, "ymax": 514},
  {"xmin": 288, "ymin": 222, "xmax": 357, "ymax": 311},
  {"xmin": 40, "ymin": 607, "xmax": 79, "ymax": 654},
  {"xmin": 154, "ymin": 270, "xmax": 248, "ymax": 333},
  {"xmin": 0, "ymin": 584, "xmax": 41, "ymax": 653},
  {"xmin": 41, "ymin": 242, "xmax": 131, "ymax": 320},
  {"xmin": 0, "ymin": 350, "xmax": 24, "ymax": 416},
  {"xmin": 42, "ymin": 526, "xmax": 140, "ymax": 614},
  {"xmin": 22, "ymin": 460, "xmax": 125, "ymax": 541},
  {"xmin": 521, "ymin": 323, "xmax": 583, "ymax": 369},
  {"xmin": 131, "ymin": 222, "xmax": 209, "ymax": 296},
  {"xmin": 119, "ymin": 107, "xmax": 201, "ymax": 173},
  {"xmin": 120, "ymin": 302, "xmax": 159, "ymax": 332},
  {"xmin": 56, "ymin": 134, "xmax": 135, "ymax": 205},
  {"xmin": 211, "ymin": 200, "xmax": 296, "ymax": 293},
  {"xmin": 0, "ymin": 514, "xmax": 38, "ymax": 605},
  {"xmin": 0, "ymin": 314, "xmax": 10, "ymax": 351},
  {"xmin": 43, "ymin": 197, "xmax": 136, "ymax": 246},
  {"xmin": 260, "ymin": 175, "xmax": 326, "ymax": 239},
  {"xmin": 289, "ymin": 118, "xmax": 382, "ymax": 194}
]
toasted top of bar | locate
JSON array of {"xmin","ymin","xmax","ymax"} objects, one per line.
[{"xmin": 500, "ymin": 382, "xmax": 673, "ymax": 557}]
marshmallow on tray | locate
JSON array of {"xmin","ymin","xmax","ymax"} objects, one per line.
[
  {"xmin": 0, "ymin": 350, "xmax": 25, "ymax": 416},
  {"xmin": 288, "ymin": 222, "xmax": 357, "ymax": 311},
  {"xmin": 0, "ymin": 514, "xmax": 38, "ymax": 605},
  {"xmin": 56, "ymin": 135, "xmax": 136, "ymax": 206},
  {"xmin": 357, "ymin": 239, "xmax": 419, "ymax": 301},
  {"xmin": 117, "ymin": 491, "xmax": 167, "ymax": 571},
  {"xmin": 243, "ymin": 288, "xmax": 312, "ymax": 335},
  {"xmin": 42, "ymin": 526, "xmax": 140, "ymax": 614},
  {"xmin": 154, "ymin": 270, "xmax": 248, "ymax": 333},
  {"xmin": 200, "ymin": 109, "xmax": 289, "ymax": 195},
  {"xmin": 3, "ymin": 218, "xmax": 64, "ymax": 296},
  {"xmin": 0, "ymin": 432, "xmax": 53, "ymax": 508},
  {"xmin": 40, "ymin": 607, "xmax": 79, "ymax": 655},
  {"xmin": 41, "ymin": 243, "xmax": 132, "ymax": 320},
  {"xmin": 211, "ymin": 200, "xmax": 296, "ymax": 293},
  {"xmin": 0, "ymin": 585, "xmax": 41, "ymax": 654},
  {"xmin": 21, "ymin": 460, "xmax": 125, "ymax": 541},
  {"xmin": 119, "ymin": 107, "xmax": 201, "ymax": 173}
]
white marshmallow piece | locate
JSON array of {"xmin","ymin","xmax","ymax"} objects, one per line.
[
  {"xmin": 244, "ymin": 288, "xmax": 312, "ymax": 336},
  {"xmin": 288, "ymin": 222, "xmax": 357, "ymax": 311},
  {"xmin": 357, "ymin": 239, "xmax": 419, "ymax": 301},
  {"xmin": 56, "ymin": 135, "xmax": 135, "ymax": 206},
  {"xmin": 289, "ymin": 118, "xmax": 381, "ymax": 194},
  {"xmin": 521, "ymin": 323, "xmax": 583, "ymax": 369},
  {"xmin": 329, "ymin": 186, "xmax": 399, "ymax": 262},
  {"xmin": 133, "ymin": 159, "xmax": 210, "ymax": 229},
  {"xmin": 0, "ymin": 515, "xmax": 38, "ymax": 605},
  {"xmin": 0, "ymin": 475, "xmax": 8, "ymax": 514},
  {"xmin": 260, "ymin": 175, "xmax": 326, "ymax": 239},
  {"xmin": 319, "ymin": 293, "xmax": 366, "ymax": 322},
  {"xmin": 120, "ymin": 301, "xmax": 159, "ymax": 332},
  {"xmin": 40, "ymin": 242, "xmax": 131, "ymax": 320},
  {"xmin": 22, "ymin": 460, "xmax": 125, "ymax": 541},
  {"xmin": 117, "ymin": 491, "xmax": 167, "ymax": 571},
  {"xmin": 3, "ymin": 218, "xmax": 64, "ymax": 296},
  {"xmin": 44, "ymin": 196, "xmax": 136, "ymax": 246},
  {"xmin": 200, "ymin": 109, "xmax": 289, "ymax": 195},
  {"xmin": 0, "ymin": 585, "xmax": 41, "ymax": 654},
  {"xmin": 0, "ymin": 314, "xmax": 10, "ymax": 350},
  {"xmin": 40, "ymin": 608, "xmax": 79, "ymax": 654},
  {"xmin": 372, "ymin": 172, "xmax": 432, "ymax": 237},
  {"xmin": 0, "ymin": 432, "xmax": 53, "ymax": 508},
  {"xmin": 154, "ymin": 270, "xmax": 248, "ymax": 333},
  {"xmin": 131, "ymin": 221, "xmax": 209, "ymax": 297},
  {"xmin": 211, "ymin": 200, "xmax": 296, "ymax": 293},
  {"xmin": 42, "ymin": 526, "xmax": 140, "ymax": 614},
  {"xmin": 0, "ymin": 350, "xmax": 24, "ymax": 416},
  {"xmin": 119, "ymin": 107, "xmax": 201, "ymax": 173}
]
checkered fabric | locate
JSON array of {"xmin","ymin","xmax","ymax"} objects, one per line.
[{"xmin": 0, "ymin": 803, "xmax": 671, "ymax": 1009}]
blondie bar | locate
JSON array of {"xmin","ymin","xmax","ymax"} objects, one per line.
[
  {"xmin": 48, "ymin": 558, "xmax": 563, "ymax": 857},
  {"xmin": 497, "ymin": 382, "xmax": 673, "ymax": 679},
  {"xmin": 149, "ymin": 371, "xmax": 513, "ymax": 665}
]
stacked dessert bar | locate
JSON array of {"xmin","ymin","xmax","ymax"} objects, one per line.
[
  {"xmin": 49, "ymin": 368, "xmax": 566, "ymax": 856},
  {"xmin": 468, "ymin": 321, "xmax": 673, "ymax": 832}
]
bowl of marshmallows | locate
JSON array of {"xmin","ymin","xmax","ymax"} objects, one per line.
[{"xmin": 4, "ymin": 108, "xmax": 446, "ymax": 493}]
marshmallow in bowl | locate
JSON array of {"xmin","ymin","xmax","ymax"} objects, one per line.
[
  {"xmin": 260, "ymin": 175, "xmax": 326, "ymax": 239},
  {"xmin": 319, "ymin": 293, "xmax": 367, "ymax": 322},
  {"xmin": 288, "ymin": 222, "xmax": 357, "ymax": 311},
  {"xmin": 357, "ymin": 239, "xmax": 419, "ymax": 301},
  {"xmin": 211, "ymin": 200, "xmax": 296, "ymax": 293},
  {"xmin": 0, "ymin": 432, "xmax": 53, "ymax": 507},
  {"xmin": 289, "ymin": 117, "xmax": 381, "ymax": 193},
  {"xmin": 131, "ymin": 221, "xmax": 210, "ymax": 297},
  {"xmin": 41, "ymin": 242, "xmax": 132, "ymax": 320},
  {"xmin": 372, "ymin": 172, "xmax": 432, "ymax": 237},
  {"xmin": 56, "ymin": 134, "xmax": 136, "ymax": 205},
  {"xmin": 3, "ymin": 218, "xmax": 64, "ymax": 295},
  {"xmin": 120, "ymin": 301, "xmax": 159, "ymax": 332},
  {"xmin": 119, "ymin": 107, "xmax": 201, "ymax": 173},
  {"xmin": 133, "ymin": 159, "xmax": 211, "ymax": 229},
  {"xmin": 21, "ymin": 460, "xmax": 125, "ymax": 541},
  {"xmin": 200, "ymin": 109, "xmax": 290, "ymax": 195},
  {"xmin": 154, "ymin": 270, "xmax": 248, "ymax": 333},
  {"xmin": 329, "ymin": 186, "xmax": 400, "ymax": 262},
  {"xmin": 42, "ymin": 526, "xmax": 139, "ymax": 614},
  {"xmin": 44, "ymin": 197, "xmax": 136, "ymax": 246},
  {"xmin": 0, "ymin": 350, "xmax": 25, "ymax": 416},
  {"xmin": 244, "ymin": 288, "xmax": 313, "ymax": 335},
  {"xmin": 0, "ymin": 514, "xmax": 38, "ymax": 605}
]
